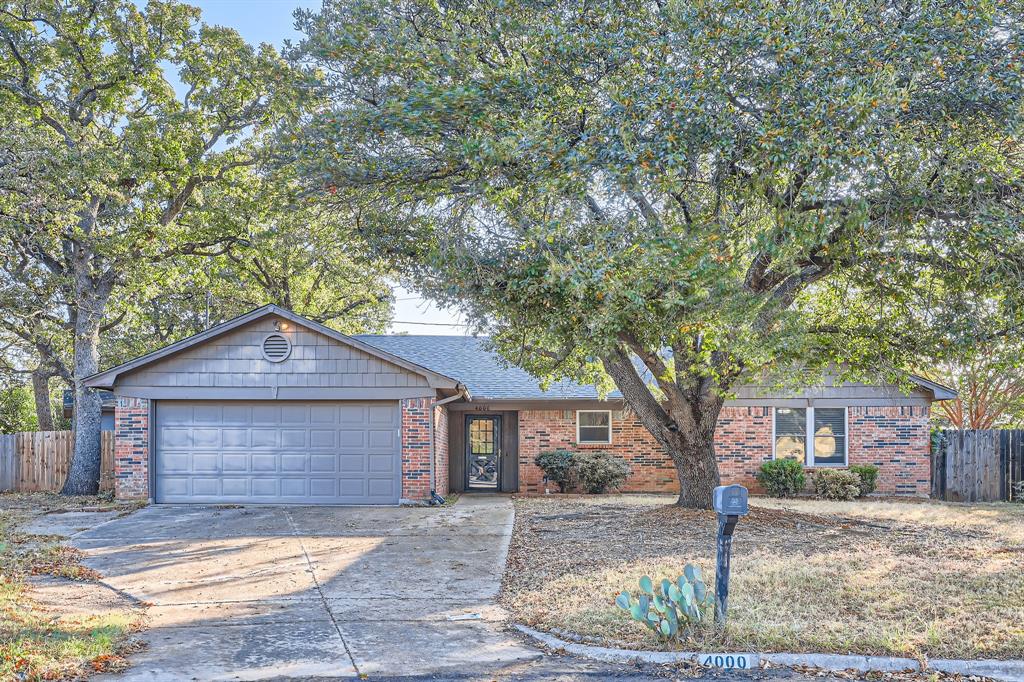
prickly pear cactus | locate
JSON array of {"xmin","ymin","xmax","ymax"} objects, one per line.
[{"xmin": 615, "ymin": 563, "xmax": 715, "ymax": 640}]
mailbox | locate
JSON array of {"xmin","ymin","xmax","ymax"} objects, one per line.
[{"xmin": 713, "ymin": 484, "xmax": 749, "ymax": 517}]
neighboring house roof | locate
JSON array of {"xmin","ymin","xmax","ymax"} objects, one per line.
[
  {"xmin": 62, "ymin": 389, "xmax": 115, "ymax": 418},
  {"xmin": 83, "ymin": 305, "xmax": 462, "ymax": 392},
  {"xmin": 357, "ymin": 334, "xmax": 957, "ymax": 403}
]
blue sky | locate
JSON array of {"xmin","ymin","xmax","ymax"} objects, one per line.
[{"xmin": 185, "ymin": 0, "xmax": 467, "ymax": 335}]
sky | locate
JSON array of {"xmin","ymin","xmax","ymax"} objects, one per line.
[{"xmin": 185, "ymin": 0, "xmax": 468, "ymax": 336}]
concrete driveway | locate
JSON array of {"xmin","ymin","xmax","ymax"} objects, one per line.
[{"xmin": 74, "ymin": 495, "xmax": 539, "ymax": 680}]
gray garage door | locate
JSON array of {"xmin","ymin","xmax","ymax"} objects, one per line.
[{"xmin": 154, "ymin": 401, "xmax": 401, "ymax": 504}]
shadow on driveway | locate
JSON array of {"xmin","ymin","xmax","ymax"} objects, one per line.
[{"xmin": 76, "ymin": 496, "xmax": 539, "ymax": 680}]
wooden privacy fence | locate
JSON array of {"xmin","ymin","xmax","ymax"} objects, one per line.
[
  {"xmin": 932, "ymin": 429, "xmax": 1024, "ymax": 502},
  {"xmin": 0, "ymin": 430, "xmax": 114, "ymax": 493}
]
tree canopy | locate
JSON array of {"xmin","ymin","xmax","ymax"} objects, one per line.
[
  {"xmin": 0, "ymin": 0, "xmax": 305, "ymax": 491},
  {"xmin": 295, "ymin": 0, "xmax": 1024, "ymax": 506}
]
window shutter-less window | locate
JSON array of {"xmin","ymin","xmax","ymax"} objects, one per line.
[
  {"xmin": 774, "ymin": 408, "xmax": 806, "ymax": 462},
  {"xmin": 813, "ymin": 408, "xmax": 846, "ymax": 465},
  {"xmin": 578, "ymin": 411, "xmax": 611, "ymax": 443}
]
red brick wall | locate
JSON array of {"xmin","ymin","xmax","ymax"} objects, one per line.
[
  {"xmin": 434, "ymin": 405, "xmax": 449, "ymax": 497},
  {"xmin": 401, "ymin": 398, "xmax": 432, "ymax": 500},
  {"xmin": 518, "ymin": 405, "xmax": 930, "ymax": 496},
  {"xmin": 114, "ymin": 396, "xmax": 149, "ymax": 500},
  {"xmin": 848, "ymin": 406, "xmax": 930, "ymax": 495}
]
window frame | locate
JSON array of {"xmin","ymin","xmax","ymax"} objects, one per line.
[
  {"xmin": 576, "ymin": 410, "xmax": 613, "ymax": 445},
  {"xmin": 772, "ymin": 406, "xmax": 848, "ymax": 467}
]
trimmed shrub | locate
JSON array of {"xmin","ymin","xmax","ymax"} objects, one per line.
[
  {"xmin": 574, "ymin": 451, "xmax": 631, "ymax": 493},
  {"xmin": 534, "ymin": 449, "xmax": 576, "ymax": 492},
  {"xmin": 848, "ymin": 464, "xmax": 879, "ymax": 497},
  {"xmin": 756, "ymin": 458, "xmax": 806, "ymax": 497},
  {"xmin": 814, "ymin": 469, "xmax": 862, "ymax": 501}
]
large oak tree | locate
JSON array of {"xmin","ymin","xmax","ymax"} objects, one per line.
[
  {"xmin": 317, "ymin": 0, "xmax": 1019, "ymax": 507},
  {"xmin": 0, "ymin": 0, "xmax": 304, "ymax": 493}
]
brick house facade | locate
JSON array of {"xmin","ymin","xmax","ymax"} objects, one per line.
[
  {"xmin": 90, "ymin": 306, "xmax": 950, "ymax": 504},
  {"xmin": 515, "ymin": 405, "xmax": 930, "ymax": 496}
]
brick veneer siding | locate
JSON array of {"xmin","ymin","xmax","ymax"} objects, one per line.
[
  {"xmin": 401, "ymin": 398, "xmax": 432, "ymax": 500},
  {"xmin": 433, "ymin": 405, "xmax": 449, "ymax": 497},
  {"xmin": 847, "ymin": 406, "xmax": 930, "ymax": 495},
  {"xmin": 114, "ymin": 396, "xmax": 150, "ymax": 500},
  {"xmin": 518, "ymin": 405, "xmax": 930, "ymax": 496}
]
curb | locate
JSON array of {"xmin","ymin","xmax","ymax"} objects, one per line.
[{"xmin": 512, "ymin": 624, "xmax": 1024, "ymax": 681}]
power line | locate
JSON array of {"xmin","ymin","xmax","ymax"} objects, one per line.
[{"xmin": 389, "ymin": 320, "xmax": 469, "ymax": 327}]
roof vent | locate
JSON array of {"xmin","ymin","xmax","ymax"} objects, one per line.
[{"xmin": 262, "ymin": 333, "xmax": 292, "ymax": 362}]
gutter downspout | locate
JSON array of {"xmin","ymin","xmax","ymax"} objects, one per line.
[{"xmin": 428, "ymin": 385, "xmax": 469, "ymax": 506}]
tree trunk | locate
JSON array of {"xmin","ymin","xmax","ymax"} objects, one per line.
[
  {"xmin": 663, "ymin": 423, "xmax": 722, "ymax": 509},
  {"xmin": 61, "ymin": 306, "xmax": 104, "ymax": 495},
  {"xmin": 601, "ymin": 349, "xmax": 724, "ymax": 509},
  {"xmin": 31, "ymin": 369, "xmax": 55, "ymax": 432}
]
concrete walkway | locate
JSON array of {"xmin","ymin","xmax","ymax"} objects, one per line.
[{"xmin": 74, "ymin": 496, "xmax": 539, "ymax": 680}]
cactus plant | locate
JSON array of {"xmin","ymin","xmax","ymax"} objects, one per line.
[{"xmin": 615, "ymin": 563, "xmax": 714, "ymax": 640}]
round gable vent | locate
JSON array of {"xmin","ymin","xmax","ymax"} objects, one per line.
[{"xmin": 261, "ymin": 333, "xmax": 292, "ymax": 362}]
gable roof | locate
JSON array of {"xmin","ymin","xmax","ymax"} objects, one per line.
[
  {"xmin": 356, "ymin": 335, "xmax": 958, "ymax": 402},
  {"xmin": 84, "ymin": 305, "xmax": 462, "ymax": 391},
  {"xmin": 355, "ymin": 335, "xmax": 608, "ymax": 400}
]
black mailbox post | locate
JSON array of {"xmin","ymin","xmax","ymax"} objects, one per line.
[{"xmin": 713, "ymin": 484, "xmax": 748, "ymax": 624}]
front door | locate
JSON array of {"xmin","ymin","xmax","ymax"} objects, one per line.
[{"xmin": 466, "ymin": 415, "xmax": 501, "ymax": 490}]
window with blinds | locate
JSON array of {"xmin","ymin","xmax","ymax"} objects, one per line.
[
  {"xmin": 774, "ymin": 407, "xmax": 847, "ymax": 466},
  {"xmin": 813, "ymin": 408, "xmax": 847, "ymax": 465},
  {"xmin": 774, "ymin": 408, "xmax": 806, "ymax": 461},
  {"xmin": 577, "ymin": 410, "xmax": 612, "ymax": 444}
]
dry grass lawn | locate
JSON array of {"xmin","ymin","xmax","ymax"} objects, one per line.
[
  {"xmin": 0, "ymin": 493, "xmax": 145, "ymax": 680},
  {"xmin": 501, "ymin": 494, "xmax": 1024, "ymax": 660}
]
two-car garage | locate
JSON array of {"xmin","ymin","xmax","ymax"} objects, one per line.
[
  {"xmin": 84, "ymin": 305, "xmax": 463, "ymax": 506},
  {"xmin": 154, "ymin": 400, "xmax": 401, "ymax": 504}
]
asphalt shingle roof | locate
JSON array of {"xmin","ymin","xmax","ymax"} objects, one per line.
[{"xmin": 354, "ymin": 335, "xmax": 614, "ymax": 400}]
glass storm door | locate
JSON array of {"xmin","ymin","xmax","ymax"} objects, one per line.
[{"xmin": 466, "ymin": 415, "xmax": 501, "ymax": 490}]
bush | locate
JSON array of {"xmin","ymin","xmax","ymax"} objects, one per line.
[
  {"xmin": 756, "ymin": 458, "xmax": 806, "ymax": 497},
  {"xmin": 534, "ymin": 449, "xmax": 576, "ymax": 492},
  {"xmin": 814, "ymin": 469, "xmax": 862, "ymax": 501},
  {"xmin": 574, "ymin": 451, "xmax": 631, "ymax": 493},
  {"xmin": 848, "ymin": 464, "xmax": 879, "ymax": 497}
]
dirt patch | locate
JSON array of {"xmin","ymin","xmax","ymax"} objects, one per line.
[
  {"xmin": 501, "ymin": 495, "xmax": 1024, "ymax": 660},
  {"xmin": 1, "ymin": 492, "xmax": 147, "ymax": 680}
]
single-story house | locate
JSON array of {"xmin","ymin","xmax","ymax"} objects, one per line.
[
  {"xmin": 63, "ymin": 389, "xmax": 116, "ymax": 431},
  {"xmin": 84, "ymin": 305, "xmax": 954, "ymax": 504}
]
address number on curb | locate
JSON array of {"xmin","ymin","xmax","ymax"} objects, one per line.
[{"xmin": 698, "ymin": 653, "xmax": 759, "ymax": 670}]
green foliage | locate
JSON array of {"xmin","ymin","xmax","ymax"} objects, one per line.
[
  {"xmin": 0, "ymin": 6, "xmax": 305, "ymax": 336},
  {"xmin": 574, "ymin": 451, "xmax": 631, "ymax": 494},
  {"xmin": 0, "ymin": 385, "xmax": 37, "ymax": 434},
  {"xmin": 756, "ymin": 458, "xmax": 806, "ymax": 498},
  {"xmin": 294, "ymin": 0, "xmax": 1024, "ymax": 507},
  {"xmin": 534, "ymin": 450, "xmax": 576, "ymax": 493},
  {"xmin": 848, "ymin": 464, "xmax": 879, "ymax": 497},
  {"xmin": 615, "ymin": 564, "xmax": 714, "ymax": 640},
  {"xmin": 533, "ymin": 449, "xmax": 630, "ymax": 493},
  {"xmin": 814, "ymin": 469, "xmax": 862, "ymax": 501}
]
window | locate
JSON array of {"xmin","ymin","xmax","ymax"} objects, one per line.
[
  {"xmin": 577, "ymin": 410, "xmax": 612, "ymax": 444},
  {"xmin": 812, "ymin": 408, "xmax": 847, "ymax": 465},
  {"xmin": 774, "ymin": 408, "xmax": 807, "ymax": 462},
  {"xmin": 773, "ymin": 407, "xmax": 847, "ymax": 466}
]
